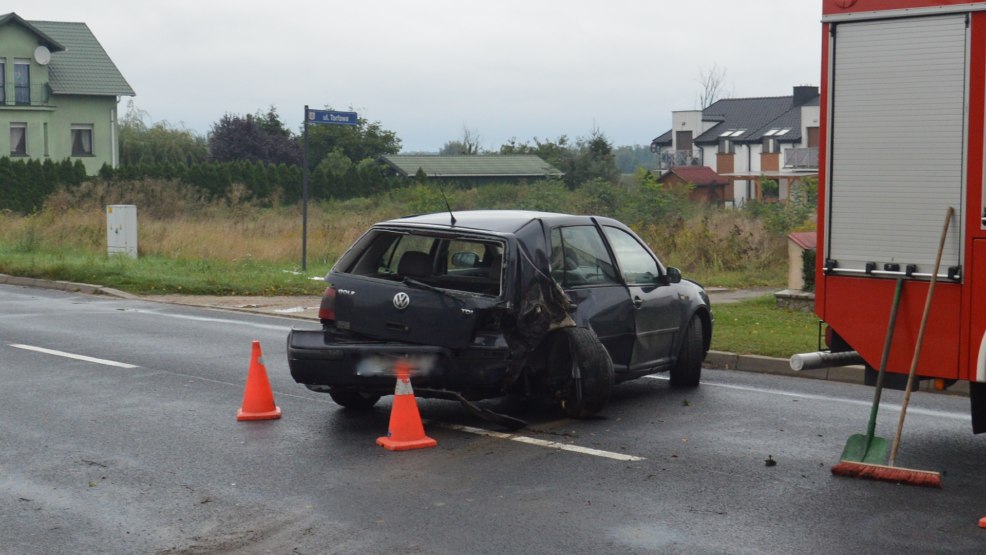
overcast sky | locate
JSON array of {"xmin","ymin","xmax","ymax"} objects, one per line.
[{"xmin": 9, "ymin": 0, "xmax": 822, "ymax": 152}]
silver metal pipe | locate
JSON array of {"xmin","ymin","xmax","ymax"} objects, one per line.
[{"xmin": 789, "ymin": 350, "xmax": 864, "ymax": 372}]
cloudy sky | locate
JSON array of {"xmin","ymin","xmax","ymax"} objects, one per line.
[{"xmin": 9, "ymin": 0, "xmax": 822, "ymax": 152}]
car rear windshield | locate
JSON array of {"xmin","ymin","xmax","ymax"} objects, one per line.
[{"xmin": 339, "ymin": 229, "xmax": 505, "ymax": 297}]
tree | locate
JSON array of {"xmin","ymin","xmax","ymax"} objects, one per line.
[
  {"xmin": 613, "ymin": 145, "xmax": 655, "ymax": 173},
  {"xmin": 208, "ymin": 107, "xmax": 302, "ymax": 166},
  {"xmin": 499, "ymin": 130, "xmax": 618, "ymax": 188},
  {"xmin": 499, "ymin": 135, "xmax": 571, "ymax": 167},
  {"xmin": 697, "ymin": 63, "xmax": 731, "ymax": 108},
  {"xmin": 304, "ymin": 110, "xmax": 401, "ymax": 171},
  {"xmin": 119, "ymin": 100, "xmax": 208, "ymax": 166},
  {"xmin": 439, "ymin": 126, "xmax": 482, "ymax": 155}
]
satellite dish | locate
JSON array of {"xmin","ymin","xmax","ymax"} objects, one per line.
[{"xmin": 34, "ymin": 45, "xmax": 51, "ymax": 65}]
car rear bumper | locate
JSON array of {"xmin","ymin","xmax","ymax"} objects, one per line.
[{"xmin": 286, "ymin": 329, "xmax": 513, "ymax": 397}]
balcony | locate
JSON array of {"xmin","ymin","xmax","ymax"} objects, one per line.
[
  {"xmin": 784, "ymin": 147, "xmax": 818, "ymax": 169},
  {"xmin": 0, "ymin": 83, "xmax": 51, "ymax": 107},
  {"xmin": 659, "ymin": 148, "xmax": 703, "ymax": 170}
]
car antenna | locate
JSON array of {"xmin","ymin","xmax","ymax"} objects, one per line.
[{"xmin": 439, "ymin": 185, "xmax": 457, "ymax": 226}]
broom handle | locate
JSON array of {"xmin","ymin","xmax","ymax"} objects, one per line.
[{"xmin": 889, "ymin": 206, "xmax": 953, "ymax": 466}]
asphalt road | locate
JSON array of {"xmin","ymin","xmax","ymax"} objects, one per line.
[{"xmin": 2, "ymin": 284, "xmax": 985, "ymax": 554}]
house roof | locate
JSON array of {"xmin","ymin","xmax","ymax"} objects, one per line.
[
  {"xmin": 694, "ymin": 96, "xmax": 800, "ymax": 145},
  {"xmin": 658, "ymin": 166, "xmax": 728, "ymax": 187},
  {"xmin": 1, "ymin": 13, "xmax": 135, "ymax": 97},
  {"xmin": 652, "ymin": 87, "xmax": 819, "ymax": 148},
  {"xmin": 651, "ymin": 129, "xmax": 672, "ymax": 147},
  {"xmin": 788, "ymin": 231, "xmax": 817, "ymax": 250},
  {"xmin": 380, "ymin": 155, "xmax": 563, "ymax": 178},
  {"xmin": 0, "ymin": 12, "xmax": 64, "ymax": 51}
]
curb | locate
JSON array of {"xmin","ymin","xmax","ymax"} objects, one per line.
[
  {"xmin": 705, "ymin": 350, "xmax": 970, "ymax": 397},
  {"xmin": 1, "ymin": 275, "xmax": 969, "ymax": 397},
  {"xmin": 0, "ymin": 273, "xmax": 139, "ymax": 300}
]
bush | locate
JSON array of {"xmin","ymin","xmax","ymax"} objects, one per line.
[{"xmin": 802, "ymin": 248, "xmax": 816, "ymax": 292}]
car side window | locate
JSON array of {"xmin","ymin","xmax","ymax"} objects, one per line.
[
  {"xmin": 602, "ymin": 226, "xmax": 661, "ymax": 285},
  {"xmin": 550, "ymin": 226, "xmax": 620, "ymax": 287}
]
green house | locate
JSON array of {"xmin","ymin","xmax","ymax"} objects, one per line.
[{"xmin": 0, "ymin": 12, "xmax": 134, "ymax": 174}]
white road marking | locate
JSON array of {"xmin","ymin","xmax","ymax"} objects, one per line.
[
  {"xmin": 119, "ymin": 308, "xmax": 290, "ymax": 331},
  {"xmin": 439, "ymin": 423, "xmax": 645, "ymax": 461},
  {"xmin": 645, "ymin": 375, "xmax": 966, "ymax": 420},
  {"xmin": 10, "ymin": 344, "xmax": 138, "ymax": 369}
]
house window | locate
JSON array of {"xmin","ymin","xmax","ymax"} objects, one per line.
[
  {"xmin": 763, "ymin": 137, "xmax": 779, "ymax": 154},
  {"xmin": 10, "ymin": 123, "xmax": 27, "ymax": 156},
  {"xmin": 718, "ymin": 138, "xmax": 734, "ymax": 154},
  {"xmin": 71, "ymin": 125, "xmax": 94, "ymax": 156},
  {"xmin": 0, "ymin": 61, "xmax": 5, "ymax": 104},
  {"xmin": 14, "ymin": 59, "xmax": 30, "ymax": 105}
]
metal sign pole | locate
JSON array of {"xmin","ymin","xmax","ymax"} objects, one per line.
[
  {"xmin": 299, "ymin": 106, "xmax": 357, "ymax": 272},
  {"xmin": 302, "ymin": 105, "xmax": 309, "ymax": 271}
]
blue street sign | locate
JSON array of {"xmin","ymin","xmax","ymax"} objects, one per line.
[{"xmin": 306, "ymin": 109, "xmax": 358, "ymax": 126}]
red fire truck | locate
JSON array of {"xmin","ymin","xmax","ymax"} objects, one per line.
[{"xmin": 807, "ymin": 0, "xmax": 986, "ymax": 431}]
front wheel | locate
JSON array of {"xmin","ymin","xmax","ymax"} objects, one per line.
[
  {"xmin": 328, "ymin": 388, "xmax": 381, "ymax": 410},
  {"xmin": 547, "ymin": 327, "xmax": 614, "ymax": 418},
  {"xmin": 670, "ymin": 316, "xmax": 703, "ymax": 388}
]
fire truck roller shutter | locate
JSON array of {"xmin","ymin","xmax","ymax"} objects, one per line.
[{"xmin": 827, "ymin": 14, "xmax": 966, "ymax": 276}]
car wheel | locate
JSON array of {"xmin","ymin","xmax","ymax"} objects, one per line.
[
  {"xmin": 548, "ymin": 327, "xmax": 614, "ymax": 418},
  {"xmin": 328, "ymin": 388, "xmax": 381, "ymax": 410},
  {"xmin": 670, "ymin": 315, "xmax": 703, "ymax": 388}
]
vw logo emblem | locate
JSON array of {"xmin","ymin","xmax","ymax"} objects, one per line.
[{"xmin": 393, "ymin": 292, "xmax": 410, "ymax": 310}]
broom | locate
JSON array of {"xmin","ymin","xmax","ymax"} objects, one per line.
[{"xmin": 831, "ymin": 206, "xmax": 953, "ymax": 488}]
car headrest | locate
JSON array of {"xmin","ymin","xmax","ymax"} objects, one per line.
[{"xmin": 398, "ymin": 251, "xmax": 431, "ymax": 277}]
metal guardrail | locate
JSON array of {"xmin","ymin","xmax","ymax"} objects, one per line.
[
  {"xmin": 784, "ymin": 147, "xmax": 818, "ymax": 169},
  {"xmin": 0, "ymin": 83, "xmax": 50, "ymax": 107},
  {"xmin": 659, "ymin": 149, "xmax": 703, "ymax": 170}
]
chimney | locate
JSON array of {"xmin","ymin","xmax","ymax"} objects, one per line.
[{"xmin": 793, "ymin": 85, "xmax": 818, "ymax": 106}]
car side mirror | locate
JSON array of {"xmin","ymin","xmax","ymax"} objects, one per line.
[{"xmin": 666, "ymin": 267, "xmax": 682, "ymax": 284}]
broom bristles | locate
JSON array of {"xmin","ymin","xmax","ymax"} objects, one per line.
[{"xmin": 831, "ymin": 460, "xmax": 942, "ymax": 488}]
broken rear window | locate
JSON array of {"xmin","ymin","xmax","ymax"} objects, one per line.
[{"xmin": 342, "ymin": 229, "xmax": 505, "ymax": 296}]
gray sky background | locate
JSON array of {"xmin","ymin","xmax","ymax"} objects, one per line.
[{"xmin": 9, "ymin": 1, "xmax": 823, "ymax": 152}]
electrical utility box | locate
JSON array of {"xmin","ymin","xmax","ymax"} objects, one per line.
[{"xmin": 106, "ymin": 205, "xmax": 138, "ymax": 259}]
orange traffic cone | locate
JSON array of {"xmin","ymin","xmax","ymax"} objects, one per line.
[
  {"xmin": 376, "ymin": 360, "xmax": 436, "ymax": 451},
  {"xmin": 236, "ymin": 340, "xmax": 282, "ymax": 421}
]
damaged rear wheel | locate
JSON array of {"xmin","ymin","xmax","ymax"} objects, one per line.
[{"xmin": 547, "ymin": 327, "xmax": 614, "ymax": 418}]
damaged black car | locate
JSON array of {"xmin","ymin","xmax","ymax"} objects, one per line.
[{"xmin": 287, "ymin": 210, "xmax": 712, "ymax": 420}]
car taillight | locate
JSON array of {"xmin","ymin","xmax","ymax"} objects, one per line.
[{"xmin": 319, "ymin": 286, "xmax": 336, "ymax": 322}]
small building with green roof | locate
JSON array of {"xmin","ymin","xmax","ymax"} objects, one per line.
[
  {"xmin": 0, "ymin": 12, "xmax": 134, "ymax": 174},
  {"xmin": 380, "ymin": 154, "xmax": 563, "ymax": 185}
]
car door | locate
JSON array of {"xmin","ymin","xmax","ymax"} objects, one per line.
[
  {"xmin": 602, "ymin": 225, "xmax": 682, "ymax": 371},
  {"xmin": 549, "ymin": 225, "xmax": 635, "ymax": 372}
]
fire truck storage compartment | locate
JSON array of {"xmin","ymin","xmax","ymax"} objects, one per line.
[{"xmin": 826, "ymin": 14, "xmax": 965, "ymax": 276}]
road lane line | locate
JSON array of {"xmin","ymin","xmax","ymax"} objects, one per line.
[
  {"xmin": 120, "ymin": 308, "xmax": 291, "ymax": 331},
  {"xmin": 10, "ymin": 344, "xmax": 138, "ymax": 369},
  {"xmin": 644, "ymin": 375, "xmax": 966, "ymax": 420},
  {"xmin": 439, "ymin": 423, "xmax": 645, "ymax": 461}
]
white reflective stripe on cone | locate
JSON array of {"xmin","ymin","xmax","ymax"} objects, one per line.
[{"xmin": 395, "ymin": 378, "xmax": 414, "ymax": 396}]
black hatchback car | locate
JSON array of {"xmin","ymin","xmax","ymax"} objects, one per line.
[{"xmin": 287, "ymin": 210, "xmax": 712, "ymax": 418}]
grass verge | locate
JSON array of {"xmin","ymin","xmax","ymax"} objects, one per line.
[
  {"xmin": 710, "ymin": 295, "xmax": 819, "ymax": 359},
  {"xmin": 0, "ymin": 249, "xmax": 329, "ymax": 296}
]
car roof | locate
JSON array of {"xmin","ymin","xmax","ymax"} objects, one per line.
[{"xmin": 380, "ymin": 210, "xmax": 615, "ymax": 235}]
